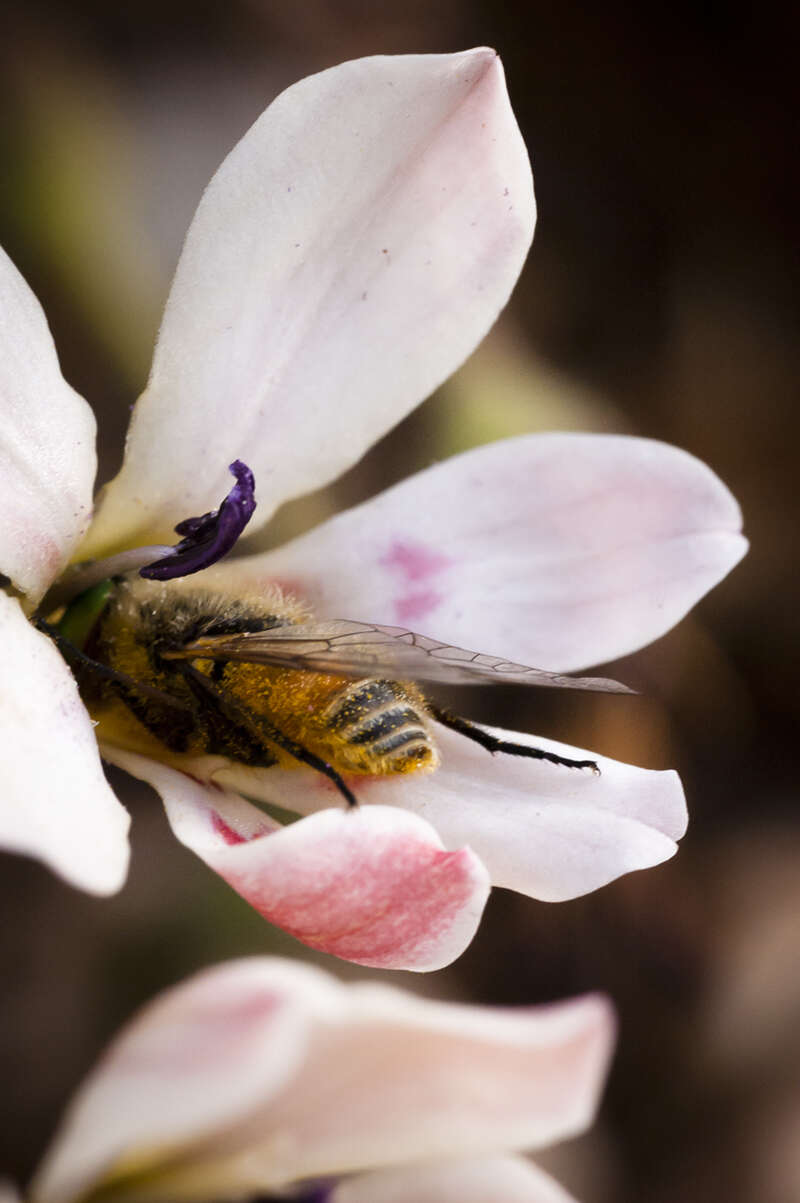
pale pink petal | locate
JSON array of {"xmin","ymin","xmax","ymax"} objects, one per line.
[
  {"xmin": 172, "ymin": 986, "xmax": 613, "ymax": 1192},
  {"xmin": 82, "ymin": 49, "xmax": 534, "ymax": 556},
  {"xmin": 213, "ymin": 723, "xmax": 686, "ymax": 901},
  {"xmin": 334, "ymin": 1157, "xmax": 580, "ymax": 1203},
  {"xmin": 104, "ymin": 748, "xmax": 490, "ymax": 971},
  {"xmin": 31, "ymin": 959, "xmax": 332, "ymax": 1203},
  {"xmin": 0, "ymin": 594, "xmax": 129, "ymax": 894},
  {"xmin": 218, "ymin": 433, "xmax": 746, "ymax": 672},
  {"xmin": 0, "ymin": 247, "xmax": 97, "ymax": 602},
  {"xmin": 33, "ymin": 960, "xmax": 613, "ymax": 1203}
]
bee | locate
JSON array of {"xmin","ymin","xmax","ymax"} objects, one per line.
[{"xmin": 48, "ymin": 576, "xmax": 631, "ymax": 805}]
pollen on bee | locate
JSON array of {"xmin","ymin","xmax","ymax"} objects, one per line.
[{"xmin": 67, "ymin": 574, "xmax": 441, "ymax": 786}]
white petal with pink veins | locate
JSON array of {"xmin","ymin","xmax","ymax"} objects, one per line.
[
  {"xmin": 0, "ymin": 594, "xmax": 129, "ymax": 894},
  {"xmin": 224, "ymin": 433, "xmax": 746, "ymax": 672},
  {"xmin": 104, "ymin": 749, "xmax": 490, "ymax": 971},
  {"xmin": 82, "ymin": 49, "xmax": 534, "ymax": 556},
  {"xmin": 33, "ymin": 960, "xmax": 613, "ymax": 1203},
  {"xmin": 334, "ymin": 1156, "xmax": 580, "ymax": 1203},
  {"xmin": 0, "ymin": 248, "xmax": 96, "ymax": 602},
  {"xmin": 214, "ymin": 724, "xmax": 686, "ymax": 901}
]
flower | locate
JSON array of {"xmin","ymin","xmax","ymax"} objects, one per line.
[
  {"xmin": 0, "ymin": 49, "xmax": 747, "ymax": 968},
  {"xmin": 25, "ymin": 957, "xmax": 615, "ymax": 1203}
]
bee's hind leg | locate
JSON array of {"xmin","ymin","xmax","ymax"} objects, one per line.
[
  {"xmin": 177, "ymin": 661, "xmax": 359, "ymax": 807},
  {"xmin": 247, "ymin": 718, "xmax": 360, "ymax": 808},
  {"xmin": 428, "ymin": 705, "xmax": 600, "ymax": 774}
]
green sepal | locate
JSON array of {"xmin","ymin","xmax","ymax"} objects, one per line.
[{"xmin": 56, "ymin": 579, "xmax": 115, "ymax": 650}]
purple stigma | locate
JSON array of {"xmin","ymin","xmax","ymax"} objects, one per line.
[{"xmin": 140, "ymin": 460, "xmax": 256, "ymax": 580}]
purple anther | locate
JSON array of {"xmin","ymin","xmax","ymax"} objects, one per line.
[
  {"xmin": 140, "ymin": 460, "xmax": 256, "ymax": 580},
  {"xmin": 252, "ymin": 1184, "xmax": 334, "ymax": 1203},
  {"xmin": 294, "ymin": 1186, "xmax": 335, "ymax": 1203}
]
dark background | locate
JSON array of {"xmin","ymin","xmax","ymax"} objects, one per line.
[{"xmin": 2, "ymin": 3, "xmax": 799, "ymax": 1200}]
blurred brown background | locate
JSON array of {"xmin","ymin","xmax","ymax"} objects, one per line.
[{"xmin": 1, "ymin": 2, "xmax": 798, "ymax": 1200}]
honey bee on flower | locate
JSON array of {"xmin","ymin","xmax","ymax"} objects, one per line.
[
  {"xmin": 0, "ymin": 49, "xmax": 746, "ymax": 970},
  {"xmin": 50, "ymin": 467, "xmax": 629, "ymax": 808}
]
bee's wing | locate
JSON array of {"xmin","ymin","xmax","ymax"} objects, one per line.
[{"xmin": 173, "ymin": 620, "xmax": 634, "ymax": 694}]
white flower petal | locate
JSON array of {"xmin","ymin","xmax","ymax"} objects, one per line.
[
  {"xmin": 33, "ymin": 960, "xmax": 613, "ymax": 1203},
  {"xmin": 334, "ymin": 1156, "xmax": 580, "ymax": 1203},
  {"xmin": 31, "ymin": 959, "xmax": 324, "ymax": 1203},
  {"xmin": 221, "ymin": 433, "xmax": 746, "ymax": 672},
  {"xmin": 388, "ymin": 725, "xmax": 687, "ymax": 899},
  {"xmin": 0, "ymin": 248, "xmax": 96, "ymax": 602},
  {"xmin": 0, "ymin": 594, "xmax": 129, "ymax": 894},
  {"xmin": 241, "ymin": 984, "xmax": 614, "ymax": 1187},
  {"xmin": 104, "ymin": 749, "xmax": 490, "ymax": 971},
  {"xmin": 214, "ymin": 723, "xmax": 686, "ymax": 901},
  {"xmin": 82, "ymin": 48, "xmax": 534, "ymax": 555}
]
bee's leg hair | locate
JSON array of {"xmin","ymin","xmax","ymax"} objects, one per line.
[
  {"xmin": 177, "ymin": 661, "xmax": 359, "ymax": 807},
  {"xmin": 428, "ymin": 704, "xmax": 600, "ymax": 774},
  {"xmin": 38, "ymin": 621, "xmax": 193, "ymax": 712}
]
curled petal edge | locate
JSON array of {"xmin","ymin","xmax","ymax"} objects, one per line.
[{"xmin": 103, "ymin": 748, "xmax": 491, "ymax": 971}]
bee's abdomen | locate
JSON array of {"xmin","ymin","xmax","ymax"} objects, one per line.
[{"xmin": 325, "ymin": 679, "xmax": 437, "ymax": 774}]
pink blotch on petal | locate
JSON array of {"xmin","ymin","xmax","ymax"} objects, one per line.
[
  {"xmin": 379, "ymin": 538, "xmax": 452, "ymax": 583},
  {"xmin": 380, "ymin": 538, "xmax": 450, "ymax": 625},
  {"xmin": 211, "ymin": 812, "xmax": 250, "ymax": 846},
  {"xmin": 394, "ymin": 588, "xmax": 445, "ymax": 624},
  {"xmin": 252, "ymin": 839, "xmax": 482, "ymax": 968}
]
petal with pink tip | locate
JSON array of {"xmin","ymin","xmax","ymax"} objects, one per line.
[
  {"xmin": 334, "ymin": 1157, "xmax": 580, "ymax": 1203},
  {"xmin": 33, "ymin": 960, "xmax": 613, "ymax": 1203},
  {"xmin": 213, "ymin": 723, "xmax": 686, "ymax": 901},
  {"xmin": 0, "ymin": 594, "xmax": 129, "ymax": 894},
  {"xmin": 104, "ymin": 749, "xmax": 490, "ymax": 971},
  {"xmin": 0, "ymin": 248, "xmax": 97, "ymax": 602},
  {"xmin": 222, "ymin": 433, "xmax": 746, "ymax": 672},
  {"xmin": 82, "ymin": 49, "xmax": 534, "ymax": 557}
]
